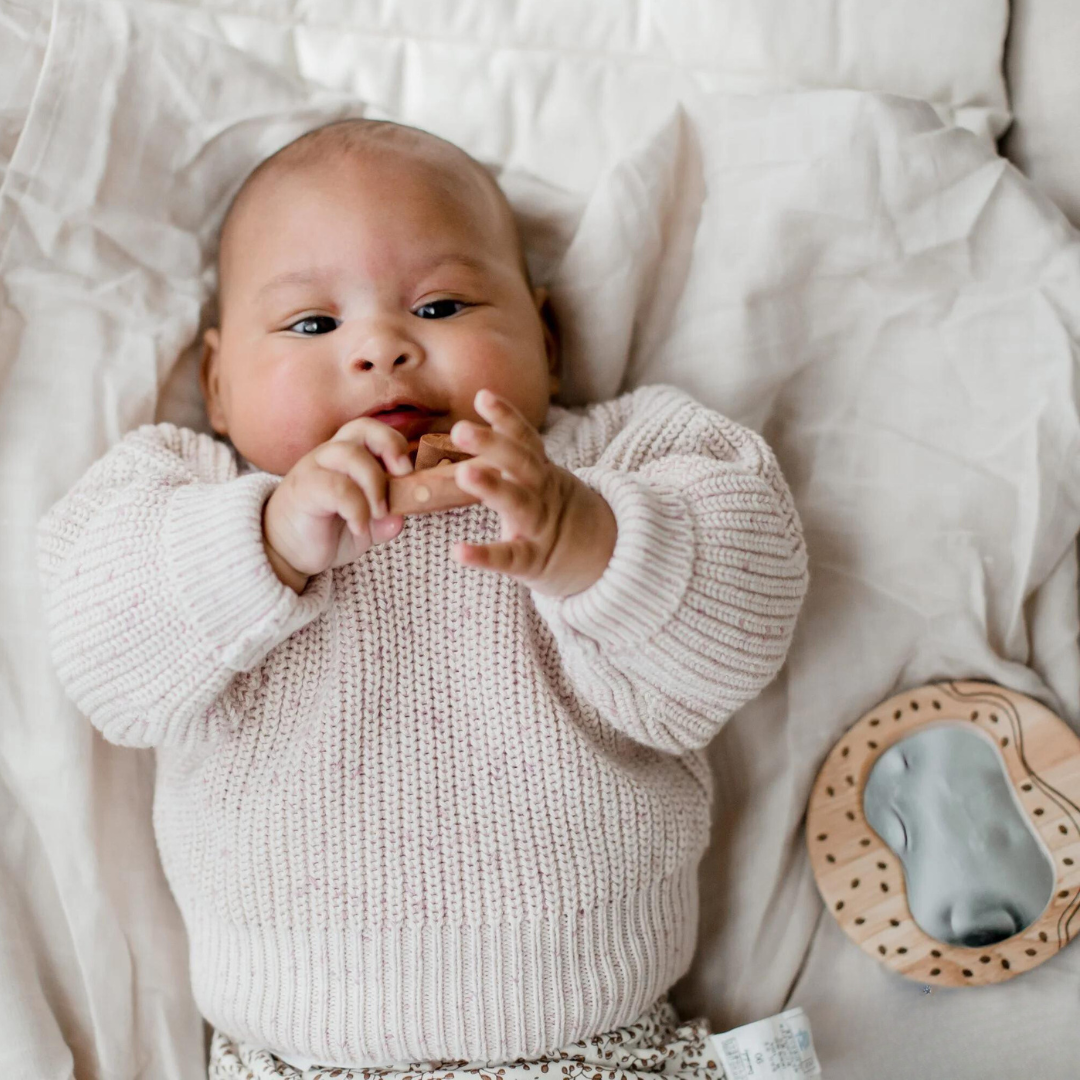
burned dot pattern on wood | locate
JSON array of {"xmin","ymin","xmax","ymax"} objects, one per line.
[{"xmin": 806, "ymin": 681, "xmax": 1080, "ymax": 987}]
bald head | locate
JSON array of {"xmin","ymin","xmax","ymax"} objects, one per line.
[{"xmin": 215, "ymin": 118, "xmax": 529, "ymax": 317}]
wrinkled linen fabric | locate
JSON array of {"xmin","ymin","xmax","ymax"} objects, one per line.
[{"xmin": 4, "ymin": 0, "xmax": 1080, "ymax": 1079}]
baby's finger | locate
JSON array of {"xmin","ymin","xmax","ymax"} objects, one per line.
[
  {"xmin": 370, "ymin": 514, "xmax": 404, "ymax": 544},
  {"xmin": 454, "ymin": 462, "xmax": 549, "ymax": 537},
  {"xmin": 313, "ymin": 441, "xmax": 393, "ymax": 519},
  {"xmin": 453, "ymin": 538, "xmax": 539, "ymax": 578},
  {"xmin": 330, "ymin": 416, "xmax": 414, "ymax": 476},
  {"xmin": 310, "ymin": 467, "xmax": 373, "ymax": 540},
  {"xmin": 324, "ymin": 473, "xmax": 402, "ymax": 546},
  {"xmin": 472, "ymin": 389, "xmax": 545, "ymax": 457},
  {"xmin": 449, "ymin": 420, "xmax": 547, "ymax": 489}
]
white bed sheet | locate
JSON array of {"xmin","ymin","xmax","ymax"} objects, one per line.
[{"xmin": 4, "ymin": 1, "xmax": 1080, "ymax": 1079}]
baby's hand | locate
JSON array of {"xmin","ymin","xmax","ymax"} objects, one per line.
[
  {"xmin": 450, "ymin": 389, "xmax": 618, "ymax": 599},
  {"xmin": 262, "ymin": 418, "xmax": 414, "ymax": 592}
]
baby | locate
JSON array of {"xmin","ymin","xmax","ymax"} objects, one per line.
[{"xmin": 36, "ymin": 119, "xmax": 810, "ymax": 1077}]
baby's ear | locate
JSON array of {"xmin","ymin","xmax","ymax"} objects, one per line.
[
  {"xmin": 199, "ymin": 327, "xmax": 227, "ymax": 435},
  {"xmin": 533, "ymin": 287, "xmax": 561, "ymax": 395}
]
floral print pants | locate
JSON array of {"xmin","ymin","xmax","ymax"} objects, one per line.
[{"xmin": 207, "ymin": 993, "xmax": 727, "ymax": 1080}]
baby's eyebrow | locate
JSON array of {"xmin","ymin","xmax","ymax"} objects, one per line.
[
  {"xmin": 256, "ymin": 267, "xmax": 337, "ymax": 300},
  {"xmin": 412, "ymin": 253, "xmax": 489, "ymax": 278},
  {"xmin": 255, "ymin": 254, "xmax": 488, "ymax": 302}
]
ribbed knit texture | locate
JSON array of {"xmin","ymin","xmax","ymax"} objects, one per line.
[{"xmin": 35, "ymin": 383, "xmax": 809, "ymax": 1070}]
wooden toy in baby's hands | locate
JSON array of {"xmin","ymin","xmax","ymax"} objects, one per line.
[{"xmin": 387, "ymin": 433, "xmax": 480, "ymax": 516}]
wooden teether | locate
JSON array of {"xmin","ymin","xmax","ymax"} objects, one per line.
[
  {"xmin": 387, "ymin": 433, "xmax": 480, "ymax": 516},
  {"xmin": 413, "ymin": 433, "xmax": 473, "ymax": 471},
  {"xmin": 807, "ymin": 680, "xmax": 1080, "ymax": 987}
]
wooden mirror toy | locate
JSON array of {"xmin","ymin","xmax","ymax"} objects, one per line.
[
  {"xmin": 387, "ymin": 433, "xmax": 480, "ymax": 516},
  {"xmin": 807, "ymin": 680, "xmax": 1080, "ymax": 986}
]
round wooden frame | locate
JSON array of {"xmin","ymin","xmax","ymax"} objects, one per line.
[{"xmin": 806, "ymin": 680, "xmax": 1080, "ymax": 986}]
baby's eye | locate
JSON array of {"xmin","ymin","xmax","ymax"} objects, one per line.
[
  {"xmin": 413, "ymin": 299, "xmax": 469, "ymax": 320},
  {"xmin": 287, "ymin": 315, "xmax": 338, "ymax": 335}
]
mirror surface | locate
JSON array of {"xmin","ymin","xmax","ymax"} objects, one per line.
[{"xmin": 863, "ymin": 723, "xmax": 1055, "ymax": 947}]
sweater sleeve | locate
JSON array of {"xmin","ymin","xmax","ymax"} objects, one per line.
[
  {"xmin": 35, "ymin": 423, "xmax": 333, "ymax": 749},
  {"xmin": 532, "ymin": 384, "xmax": 809, "ymax": 755}
]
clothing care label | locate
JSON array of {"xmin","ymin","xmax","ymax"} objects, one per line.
[{"xmin": 706, "ymin": 1007, "xmax": 822, "ymax": 1079}]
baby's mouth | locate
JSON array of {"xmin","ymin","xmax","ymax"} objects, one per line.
[{"xmin": 367, "ymin": 406, "xmax": 447, "ymax": 452}]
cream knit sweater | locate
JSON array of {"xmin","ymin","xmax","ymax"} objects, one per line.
[{"xmin": 36, "ymin": 383, "xmax": 808, "ymax": 1071}]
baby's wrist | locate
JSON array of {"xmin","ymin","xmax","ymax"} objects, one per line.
[
  {"xmin": 571, "ymin": 486, "xmax": 617, "ymax": 595},
  {"xmin": 539, "ymin": 477, "xmax": 617, "ymax": 600},
  {"xmin": 264, "ymin": 535, "xmax": 309, "ymax": 594},
  {"xmin": 261, "ymin": 502, "xmax": 309, "ymax": 594}
]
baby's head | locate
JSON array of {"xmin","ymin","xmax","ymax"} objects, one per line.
[{"xmin": 200, "ymin": 119, "xmax": 559, "ymax": 476}]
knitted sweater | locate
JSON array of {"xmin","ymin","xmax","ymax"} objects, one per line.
[{"xmin": 36, "ymin": 383, "xmax": 808, "ymax": 1071}]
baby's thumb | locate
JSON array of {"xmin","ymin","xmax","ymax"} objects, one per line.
[{"xmin": 370, "ymin": 514, "xmax": 404, "ymax": 544}]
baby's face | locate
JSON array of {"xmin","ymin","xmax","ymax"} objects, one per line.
[{"xmin": 201, "ymin": 142, "xmax": 557, "ymax": 477}]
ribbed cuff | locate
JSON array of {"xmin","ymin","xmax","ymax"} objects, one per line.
[
  {"xmin": 163, "ymin": 474, "xmax": 333, "ymax": 671},
  {"xmin": 532, "ymin": 469, "xmax": 695, "ymax": 653}
]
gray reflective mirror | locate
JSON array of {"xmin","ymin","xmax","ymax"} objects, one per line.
[{"xmin": 863, "ymin": 723, "xmax": 1055, "ymax": 947}]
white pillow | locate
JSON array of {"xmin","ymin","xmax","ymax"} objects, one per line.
[
  {"xmin": 147, "ymin": 0, "xmax": 1011, "ymax": 151},
  {"xmin": 0, "ymin": 0, "xmax": 1013, "ymax": 226},
  {"xmin": 1002, "ymin": 0, "xmax": 1080, "ymax": 226}
]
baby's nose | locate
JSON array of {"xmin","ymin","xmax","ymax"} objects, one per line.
[{"xmin": 350, "ymin": 327, "xmax": 423, "ymax": 372}]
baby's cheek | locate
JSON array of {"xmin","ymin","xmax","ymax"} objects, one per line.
[
  {"xmin": 234, "ymin": 384, "xmax": 328, "ymax": 476},
  {"xmin": 454, "ymin": 335, "xmax": 514, "ymax": 381},
  {"xmin": 455, "ymin": 336, "xmax": 550, "ymax": 424}
]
